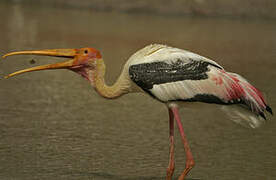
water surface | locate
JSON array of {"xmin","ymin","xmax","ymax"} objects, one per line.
[{"xmin": 0, "ymin": 2, "xmax": 275, "ymax": 180}]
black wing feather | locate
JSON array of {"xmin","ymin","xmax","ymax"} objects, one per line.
[{"xmin": 129, "ymin": 59, "xmax": 219, "ymax": 90}]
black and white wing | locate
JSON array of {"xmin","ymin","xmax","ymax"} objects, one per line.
[
  {"xmin": 128, "ymin": 44, "xmax": 226, "ymax": 103},
  {"xmin": 128, "ymin": 44, "xmax": 272, "ymax": 128},
  {"xmin": 129, "ymin": 57, "xmax": 225, "ymax": 103}
]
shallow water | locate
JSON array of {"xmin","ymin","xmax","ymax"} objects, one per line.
[{"xmin": 0, "ymin": 2, "xmax": 276, "ymax": 180}]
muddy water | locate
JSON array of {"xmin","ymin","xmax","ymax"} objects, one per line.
[{"xmin": 0, "ymin": 2, "xmax": 275, "ymax": 180}]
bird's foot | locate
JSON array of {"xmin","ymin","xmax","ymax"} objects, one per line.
[
  {"xmin": 166, "ymin": 167, "xmax": 174, "ymax": 180},
  {"xmin": 177, "ymin": 160, "xmax": 195, "ymax": 180}
]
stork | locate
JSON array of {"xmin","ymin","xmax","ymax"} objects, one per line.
[{"xmin": 2, "ymin": 44, "xmax": 273, "ymax": 180}]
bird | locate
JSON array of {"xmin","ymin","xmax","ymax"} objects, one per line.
[{"xmin": 2, "ymin": 44, "xmax": 273, "ymax": 180}]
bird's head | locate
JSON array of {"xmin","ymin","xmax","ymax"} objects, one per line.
[{"xmin": 2, "ymin": 48, "xmax": 103, "ymax": 82}]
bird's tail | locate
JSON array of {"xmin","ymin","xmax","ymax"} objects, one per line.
[{"xmin": 221, "ymin": 72, "xmax": 273, "ymax": 128}]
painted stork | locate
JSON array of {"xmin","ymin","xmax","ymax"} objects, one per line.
[{"xmin": 3, "ymin": 44, "xmax": 273, "ymax": 180}]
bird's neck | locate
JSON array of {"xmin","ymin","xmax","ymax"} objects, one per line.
[{"xmin": 93, "ymin": 60, "xmax": 130, "ymax": 99}]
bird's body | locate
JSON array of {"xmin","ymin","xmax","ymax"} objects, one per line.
[
  {"xmin": 96, "ymin": 44, "xmax": 271, "ymax": 128},
  {"xmin": 3, "ymin": 44, "xmax": 273, "ymax": 180}
]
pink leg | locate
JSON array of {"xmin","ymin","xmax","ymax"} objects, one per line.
[
  {"xmin": 166, "ymin": 108, "xmax": 175, "ymax": 180},
  {"xmin": 171, "ymin": 106, "xmax": 195, "ymax": 180}
]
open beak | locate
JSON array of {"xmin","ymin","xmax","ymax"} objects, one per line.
[{"xmin": 2, "ymin": 49, "xmax": 77, "ymax": 79}]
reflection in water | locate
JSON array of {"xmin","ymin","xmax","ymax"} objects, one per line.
[
  {"xmin": 67, "ymin": 171, "xmax": 201, "ymax": 180},
  {"xmin": 0, "ymin": 2, "xmax": 275, "ymax": 180}
]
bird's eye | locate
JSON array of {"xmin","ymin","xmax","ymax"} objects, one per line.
[{"xmin": 84, "ymin": 49, "xmax": 88, "ymax": 54}]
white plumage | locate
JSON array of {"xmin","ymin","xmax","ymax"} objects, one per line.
[
  {"xmin": 127, "ymin": 44, "xmax": 272, "ymax": 128},
  {"xmin": 127, "ymin": 44, "xmax": 222, "ymax": 68}
]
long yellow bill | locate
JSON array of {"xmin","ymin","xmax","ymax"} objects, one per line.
[{"xmin": 2, "ymin": 49, "xmax": 77, "ymax": 79}]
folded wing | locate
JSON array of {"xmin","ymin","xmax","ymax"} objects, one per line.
[{"xmin": 129, "ymin": 58, "xmax": 272, "ymax": 128}]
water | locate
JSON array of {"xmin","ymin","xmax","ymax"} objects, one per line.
[{"xmin": 0, "ymin": 2, "xmax": 275, "ymax": 180}]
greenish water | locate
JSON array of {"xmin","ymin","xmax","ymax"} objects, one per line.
[{"xmin": 0, "ymin": 2, "xmax": 275, "ymax": 180}]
